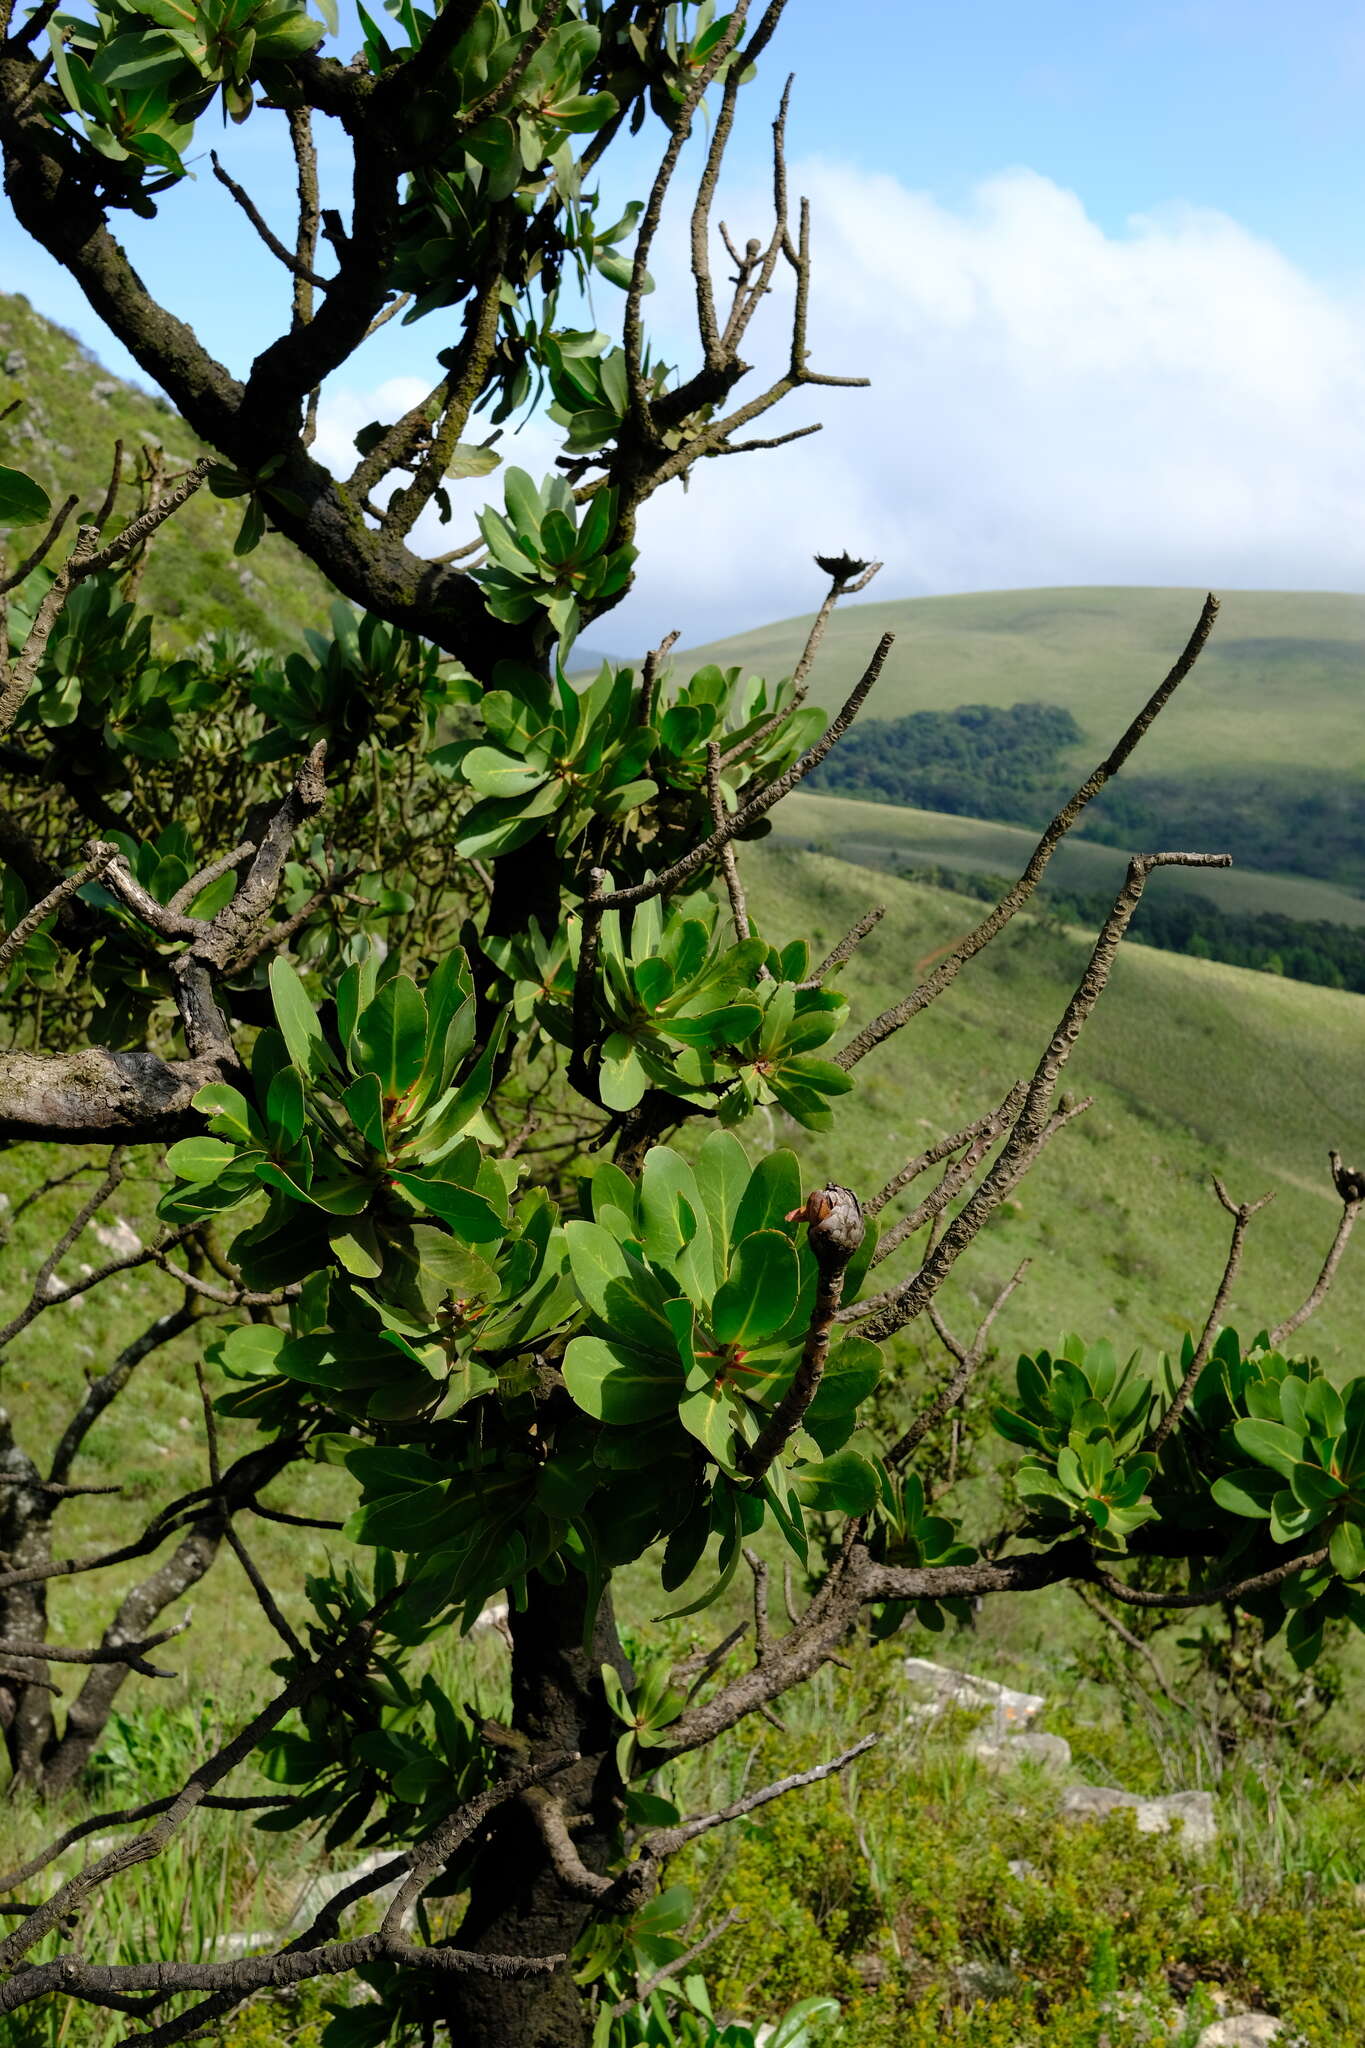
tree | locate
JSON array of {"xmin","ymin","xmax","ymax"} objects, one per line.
[{"xmin": 1, "ymin": 3, "xmax": 1364, "ymax": 2044}]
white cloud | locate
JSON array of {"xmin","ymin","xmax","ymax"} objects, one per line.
[{"xmin": 316, "ymin": 167, "xmax": 1365, "ymax": 652}]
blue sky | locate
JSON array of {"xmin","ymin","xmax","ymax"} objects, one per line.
[{"xmin": 5, "ymin": 1, "xmax": 1365, "ymax": 639}]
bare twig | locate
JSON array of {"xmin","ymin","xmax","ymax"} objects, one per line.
[
  {"xmin": 0, "ymin": 1796, "xmax": 292, "ymax": 1898},
  {"xmin": 1270, "ymin": 1150, "xmax": 1364, "ymax": 1347},
  {"xmin": 609, "ymin": 1908, "xmax": 744, "ymax": 2017},
  {"xmin": 1147, "ymin": 1177, "xmax": 1275, "ymax": 1456},
  {"xmin": 743, "ymin": 1547, "xmax": 772, "ymax": 1663},
  {"xmin": 864, "ymin": 1090, "xmax": 1027, "ymax": 1220},
  {"xmin": 706, "ymin": 739, "xmax": 758, "ymax": 959},
  {"xmin": 0, "ymin": 1224, "xmax": 195, "ymax": 1358},
  {"xmin": 1093, "ymin": 1547, "xmax": 1329, "ymax": 1611},
  {"xmin": 837, "ymin": 594, "xmax": 1223, "ymax": 1068},
  {"xmin": 802, "ymin": 903, "xmax": 884, "ymax": 986},
  {"xmin": 1073, "ymin": 1584, "xmax": 1185, "ymax": 1709},
  {"xmin": 673, "ymin": 1622, "xmax": 748, "ymax": 1699},
  {"xmin": 164, "ymin": 841, "xmax": 255, "ymax": 917},
  {"xmin": 211, "ymin": 151, "xmax": 331, "ymax": 289},
  {"xmin": 193, "ymin": 1358, "xmax": 304, "ymax": 1661},
  {"xmin": 639, "ymin": 1735, "xmax": 875, "ymax": 1859},
  {"xmin": 854, "ymin": 854, "xmax": 1231, "ymax": 1344},
  {"xmin": 519, "ymin": 1788, "xmax": 612, "ymax": 1901},
  {"xmin": 884, "ymin": 1259, "xmax": 1030, "ymax": 1468},
  {"xmin": 0, "ymin": 1623, "xmax": 187, "ymax": 1679},
  {"xmin": 740, "ymin": 1185, "xmax": 865, "ymax": 1483},
  {"xmin": 0, "ymin": 845, "xmax": 117, "ymax": 972}
]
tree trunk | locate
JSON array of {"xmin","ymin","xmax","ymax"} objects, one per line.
[
  {"xmin": 0, "ymin": 1409, "xmax": 55, "ymax": 1787},
  {"xmin": 441, "ymin": 1572, "xmax": 631, "ymax": 2048},
  {"xmin": 38, "ymin": 1511, "xmax": 224, "ymax": 1798}
]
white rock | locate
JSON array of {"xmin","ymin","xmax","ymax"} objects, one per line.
[
  {"xmin": 473, "ymin": 1600, "xmax": 509, "ymax": 1631},
  {"xmin": 901, "ymin": 1657, "xmax": 1044, "ymax": 1735},
  {"xmin": 1196, "ymin": 2018, "xmax": 1283, "ymax": 2047},
  {"xmin": 1059, "ymin": 1784, "xmax": 1216, "ymax": 1850},
  {"xmin": 972, "ymin": 1731, "xmax": 1071, "ymax": 1774},
  {"xmin": 91, "ymin": 1215, "xmax": 142, "ymax": 1259}
]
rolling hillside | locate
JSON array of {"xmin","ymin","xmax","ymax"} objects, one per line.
[
  {"xmin": 686, "ymin": 583, "xmax": 1365, "ymax": 780},
  {"xmin": 0, "ymin": 291, "xmax": 333, "ymax": 651},
  {"xmin": 745, "ymin": 843, "xmax": 1365, "ymax": 1373},
  {"xmin": 778, "ymin": 789, "xmax": 1365, "ymax": 928},
  {"xmin": 688, "ymin": 585, "xmax": 1365, "ymax": 901}
]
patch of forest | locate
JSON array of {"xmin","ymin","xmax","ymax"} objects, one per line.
[
  {"xmin": 902, "ymin": 860, "xmax": 1365, "ymax": 994},
  {"xmin": 805, "ymin": 699, "xmax": 1085, "ymax": 819},
  {"xmin": 805, "ymin": 699, "xmax": 1365, "ymax": 890}
]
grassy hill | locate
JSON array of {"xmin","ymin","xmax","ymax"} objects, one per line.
[
  {"xmin": 745, "ymin": 843, "xmax": 1365, "ymax": 1372},
  {"xmin": 777, "ymin": 789, "xmax": 1365, "ymax": 928},
  {"xmin": 686, "ymin": 583, "xmax": 1365, "ymax": 780},
  {"xmin": 688, "ymin": 585, "xmax": 1365, "ymax": 901},
  {"xmin": 0, "ymin": 290, "xmax": 332, "ymax": 652}
]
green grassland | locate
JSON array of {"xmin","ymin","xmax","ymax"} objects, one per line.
[
  {"xmin": 0, "ymin": 291, "xmax": 333, "ymax": 652},
  {"xmin": 744, "ymin": 845, "xmax": 1365, "ymax": 1371},
  {"xmin": 776, "ymin": 789, "xmax": 1365, "ymax": 926},
  {"xmin": 685, "ymin": 583, "xmax": 1365, "ymax": 781},
  {"xmin": 688, "ymin": 584, "xmax": 1365, "ymax": 899}
]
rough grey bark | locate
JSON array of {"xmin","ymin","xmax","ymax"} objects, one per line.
[
  {"xmin": 442, "ymin": 1574, "xmax": 633, "ymax": 2048},
  {"xmin": 0, "ymin": 1413, "xmax": 55, "ymax": 1785},
  {"xmin": 40, "ymin": 1512, "xmax": 224, "ymax": 1796},
  {"xmin": 0, "ymin": 1048, "xmax": 228, "ymax": 1144}
]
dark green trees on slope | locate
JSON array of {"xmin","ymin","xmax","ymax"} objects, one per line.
[{"xmin": 0, "ymin": 4, "xmax": 1363, "ymax": 2046}]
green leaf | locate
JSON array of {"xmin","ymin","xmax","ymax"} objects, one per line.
[
  {"xmin": 599, "ymin": 1036, "xmax": 647, "ymax": 1112},
  {"xmin": 1232, "ymin": 1417, "xmax": 1306, "ymax": 1481},
  {"xmin": 1288, "ymin": 1460, "xmax": 1348, "ymax": 1513},
  {"xmin": 563, "ymin": 1220, "xmax": 676, "ymax": 1354},
  {"xmin": 394, "ymin": 1171, "xmax": 505, "ymax": 1242},
  {"xmin": 265, "ymin": 1064, "xmax": 306, "ymax": 1150},
  {"xmin": 0, "ymin": 465, "xmax": 52, "ymax": 526},
  {"xmin": 165, "ymin": 1135, "xmax": 238, "ymax": 1182},
  {"xmin": 792, "ymin": 1450, "xmax": 879, "ymax": 1515},
  {"xmin": 192, "ymin": 1082, "xmax": 261, "ymax": 1148},
  {"xmin": 354, "ymin": 974, "xmax": 428, "ymax": 1098},
  {"xmin": 677, "ymin": 1377, "xmax": 744, "ymax": 1469},
  {"xmin": 732, "ymin": 1150, "xmax": 802, "ymax": 1242},
  {"xmin": 460, "ymin": 746, "xmax": 549, "ymax": 799},
  {"xmin": 501, "ymin": 466, "xmax": 544, "ymax": 543},
  {"xmin": 1330, "ymin": 1518, "xmax": 1365, "ymax": 1581},
  {"xmin": 711, "ymin": 1230, "xmax": 799, "ymax": 1348},
  {"xmin": 218, "ymin": 1323, "xmax": 287, "ymax": 1377},
  {"xmin": 1211, "ymin": 1468, "xmax": 1278, "ymax": 1518},
  {"xmin": 445, "ymin": 442, "xmax": 502, "ymax": 480},
  {"xmin": 276, "ymin": 1333, "xmax": 399, "ymax": 1391},
  {"xmin": 268, "ymin": 957, "xmax": 335, "ymax": 1081},
  {"xmin": 694, "ymin": 1128, "xmax": 750, "ymax": 1269},
  {"xmin": 563, "ymin": 1334, "xmax": 680, "ymax": 1425}
]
